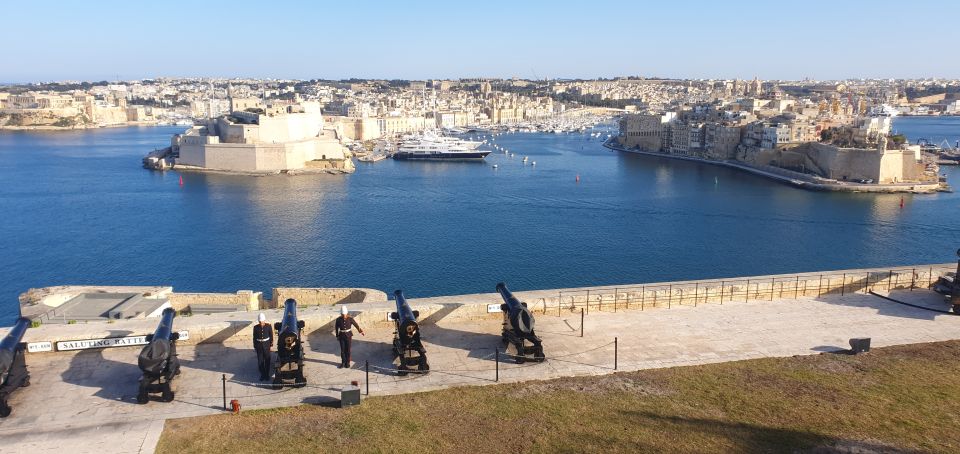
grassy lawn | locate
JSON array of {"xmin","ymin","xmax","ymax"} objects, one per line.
[{"xmin": 158, "ymin": 341, "xmax": 960, "ymax": 453}]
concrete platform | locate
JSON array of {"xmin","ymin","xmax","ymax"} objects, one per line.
[{"xmin": 0, "ymin": 289, "xmax": 958, "ymax": 453}]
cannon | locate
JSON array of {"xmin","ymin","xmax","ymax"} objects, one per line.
[
  {"xmin": 272, "ymin": 299, "xmax": 306, "ymax": 389},
  {"xmin": 0, "ymin": 318, "xmax": 31, "ymax": 418},
  {"xmin": 390, "ymin": 290, "xmax": 428, "ymax": 375},
  {"xmin": 496, "ymin": 282, "xmax": 545, "ymax": 364},
  {"xmin": 932, "ymin": 248, "xmax": 960, "ymax": 314},
  {"xmin": 136, "ymin": 308, "xmax": 180, "ymax": 404}
]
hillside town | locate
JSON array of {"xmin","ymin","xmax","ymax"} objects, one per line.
[{"xmin": 2, "ymin": 77, "xmax": 958, "ymax": 185}]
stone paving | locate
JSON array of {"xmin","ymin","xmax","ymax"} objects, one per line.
[{"xmin": 1, "ymin": 289, "xmax": 959, "ymax": 453}]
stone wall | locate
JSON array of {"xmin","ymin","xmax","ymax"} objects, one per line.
[
  {"xmin": 270, "ymin": 287, "xmax": 388, "ymax": 308},
  {"xmin": 167, "ymin": 290, "xmax": 262, "ymax": 312}
]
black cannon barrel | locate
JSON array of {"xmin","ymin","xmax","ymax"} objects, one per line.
[
  {"xmin": 151, "ymin": 308, "xmax": 177, "ymax": 343},
  {"xmin": 278, "ymin": 299, "xmax": 300, "ymax": 335},
  {"xmin": 0, "ymin": 318, "xmax": 30, "ymax": 381},
  {"xmin": 393, "ymin": 290, "xmax": 417, "ymax": 324},
  {"xmin": 137, "ymin": 308, "xmax": 178, "ymax": 376},
  {"xmin": 0, "ymin": 318, "xmax": 29, "ymax": 354},
  {"xmin": 496, "ymin": 282, "xmax": 535, "ymax": 334}
]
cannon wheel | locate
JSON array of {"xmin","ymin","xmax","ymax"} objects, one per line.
[
  {"xmin": 21, "ymin": 376, "xmax": 30, "ymax": 388},
  {"xmin": 533, "ymin": 347, "xmax": 546, "ymax": 362},
  {"xmin": 162, "ymin": 389, "xmax": 175, "ymax": 403},
  {"xmin": 295, "ymin": 370, "xmax": 306, "ymax": 388},
  {"xmin": 0, "ymin": 398, "xmax": 10, "ymax": 418},
  {"xmin": 953, "ymin": 304, "xmax": 960, "ymax": 314},
  {"xmin": 271, "ymin": 376, "xmax": 283, "ymax": 390},
  {"xmin": 397, "ymin": 362, "xmax": 409, "ymax": 376},
  {"xmin": 418, "ymin": 355, "xmax": 429, "ymax": 372}
]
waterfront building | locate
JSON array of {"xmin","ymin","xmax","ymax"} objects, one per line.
[{"xmin": 175, "ymin": 100, "xmax": 353, "ymax": 173}]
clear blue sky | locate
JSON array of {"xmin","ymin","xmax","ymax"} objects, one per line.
[{"xmin": 2, "ymin": 0, "xmax": 957, "ymax": 82}]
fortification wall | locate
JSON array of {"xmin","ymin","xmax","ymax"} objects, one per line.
[{"xmin": 270, "ymin": 287, "xmax": 388, "ymax": 308}]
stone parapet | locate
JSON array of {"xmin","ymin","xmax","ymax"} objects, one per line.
[{"xmin": 6, "ymin": 263, "xmax": 954, "ymax": 350}]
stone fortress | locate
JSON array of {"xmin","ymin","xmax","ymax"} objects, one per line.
[{"xmin": 173, "ymin": 93, "xmax": 354, "ymax": 174}]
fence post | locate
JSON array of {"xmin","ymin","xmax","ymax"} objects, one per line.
[
  {"xmin": 841, "ymin": 273, "xmax": 846, "ymax": 296},
  {"xmin": 580, "ymin": 308, "xmax": 584, "ymax": 338},
  {"xmin": 614, "ymin": 288, "xmax": 618, "ymax": 312},
  {"xmin": 719, "ymin": 280, "xmax": 725, "ymax": 304},
  {"xmin": 818, "ymin": 275, "xmax": 823, "ymax": 297},
  {"xmin": 888, "ymin": 270, "xmax": 894, "ymax": 291},
  {"xmin": 495, "ymin": 350, "xmax": 499, "ymax": 382},
  {"xmin": 745, "ymin": 279, "xmax": 750, "ymax": 302},
  {"xmin": 222, "ymin": 374, "xmax": 227, "ymax": 411},
  {"xmin": 365, "ymin": 360, "xmax": 370, "ymax": 396},
  {"xmin": 910, "ymin": 268, "xmax": 915, "ymax": 291},
  {"xmin": 770, "ymin": 278, "xmax": 775, "ymax": 301},
  {"xmin": 641, "ymin": 286, "xmax": 645, "ymax": 310},
  {"xmin": 929, "ymin": 267, "xmax": 933, "ymax": 287},
  {"xmin": 694, "ymin": 282, "xmax": 699, "ymax": 307},
  {"xmin": 668, "ymin": 284, "xmax": 673, "ymax": 308},
  {"xmin": 864, "ymin": 272, "xmax": 870, "ymax": 294},
  {"xmin": 794, "ymin": 276, "xmax": 799, "ymax": 298},
  {"xmin": 614, "ymin": 337, "xmax": 618, "ymax": 371}
]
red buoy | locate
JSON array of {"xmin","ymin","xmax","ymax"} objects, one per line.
[
  {"xmin": 899, "ymin": 196, "xmax": 904, "ymax": 208},
  {"xmin": 179, "ymin": 175, "xmax": 184, "ymax": 186},
  {"xmin": 575, "ymin": 174, "xmax": 580, "ymax": 183}
]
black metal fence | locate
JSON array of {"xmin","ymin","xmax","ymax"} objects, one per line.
[{"xmin": 548, "ymin": 265, "xmax": 954, "ymax": 315}]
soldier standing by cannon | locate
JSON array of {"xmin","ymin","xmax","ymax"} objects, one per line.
[
  {"xmin": 253, "ymin": 313, "xmax": 273, "ymax": 381},
  {"xmin": 334, "ymin": 306, "xmax": 364, "ymax": 368}
]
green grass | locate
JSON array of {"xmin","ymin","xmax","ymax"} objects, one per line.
[{"xmin": 157, "ymin": 341, "xmax": 960, "ymax": 453}]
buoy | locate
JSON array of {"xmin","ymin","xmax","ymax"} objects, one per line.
[
  {"xmin": 900, "ymin": 196, "xmax": 904, "ymax": 208},
  {"xmin": 576, "ymin": 174, "xmax": 580, "ymax": 183},
  {"xmin": 179, "ymin": 175, "xmax": 183, "ymax": 186},
  {"xmin": 492, "ymin": 164, "xmax": 498, "ymax": 169},
  {"xmin": 531, "ymin": 161, "xmax": 536, "ymax": 166}
]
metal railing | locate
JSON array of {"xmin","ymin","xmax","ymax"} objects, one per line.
[{"xmin": 549, "ymin": 265, "xmax": 954, "ymax": 315}]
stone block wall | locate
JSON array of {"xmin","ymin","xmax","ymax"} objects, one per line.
[
  {"xmin": 270, "ymin": 288, "xmax": 388, "ymax": 309},
  {"xmin": 167, "ymin": 290, "xmax": 262, "ymax": 312}
]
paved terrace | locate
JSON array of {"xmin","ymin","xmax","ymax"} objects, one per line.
[{"xmin": 1, "ymin": 267, "xmax": 958, "ymax": 453}]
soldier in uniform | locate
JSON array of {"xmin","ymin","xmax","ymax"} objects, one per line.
[
  {"xmin": 334, "ymin": 306, "xmax": 364, "ymax": 368},
  {"xmin": 253, "ymin": 313, "xmax": 273, "ymax": 381}
]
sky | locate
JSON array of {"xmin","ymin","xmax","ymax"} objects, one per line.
[{"xmin": 2, "ymin": 0, "xmax": 958, "ymax": 82}]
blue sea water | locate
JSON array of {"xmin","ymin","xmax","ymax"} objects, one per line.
[{"xmin": 1, "ymin": 117, "xmax": 959, "ymax": 325}]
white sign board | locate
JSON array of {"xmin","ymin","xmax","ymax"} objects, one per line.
[
  {"xmin": 55, "ymin": 330, "xmax": 190, "ymax": 352},
  {"xmin": 57, "ymin": 336, "xmax": 148, "ymax": 351},
  {"xmin": 487, "ymin": 304, "xmax": 502, "ymax": 313},
  {"xmin": 27, "ymin": 341, "xmax": 53, "ymax": 353}
]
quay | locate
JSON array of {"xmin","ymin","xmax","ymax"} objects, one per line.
[
  {"xmin": 603, "ymin": 140, "xmax": 946, "ymax": 193},
  {"xmin": 1, "ymin": 263, "xmax": 959, "ymax": 453}
]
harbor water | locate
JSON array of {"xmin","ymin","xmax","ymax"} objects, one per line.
[{"xmin": 1, "ymin": 118, "xmax": 959, "ymax": 325}]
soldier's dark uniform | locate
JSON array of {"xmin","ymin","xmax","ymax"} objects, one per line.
[
  {"xmin": 253, "ymin": 322, "xmax": 274, "ymax": 380},
  {"xmin": 335, "ymin": 315, "xmax": 363, "ymax": 368}
]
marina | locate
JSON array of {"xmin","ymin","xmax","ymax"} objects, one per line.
[{"xmin": 2, "ymin": 117, "xmax": 960, "ymax": 326}]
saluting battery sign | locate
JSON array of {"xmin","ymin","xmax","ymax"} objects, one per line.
[{"xmin": 55, "ymin": 331, "xmax": 190, "ymax": 351}]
